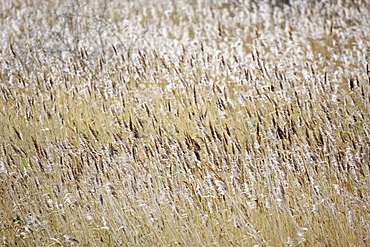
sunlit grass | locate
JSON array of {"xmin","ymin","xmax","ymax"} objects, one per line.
[{"xmin": 1, "ymin": 0, "xmax": 369, "ymax": 246}]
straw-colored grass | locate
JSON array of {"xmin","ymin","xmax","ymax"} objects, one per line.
[{"xmin": 1, "ymin": 0, "xmax": 369, "ymax": 246}]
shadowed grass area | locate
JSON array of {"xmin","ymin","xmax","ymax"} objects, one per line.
[{"xmin": 1, "ymin": 0, "xmax": 369, "ymax": 246}]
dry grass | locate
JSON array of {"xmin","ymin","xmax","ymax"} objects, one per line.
[{"xmin": 1, "ymin": 0, "xmax": 370, "ymax": 246}]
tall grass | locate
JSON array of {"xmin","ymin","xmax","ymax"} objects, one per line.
[{"xmin": 1, "ymin": 0, "xmax": 369, "ymax": 246}]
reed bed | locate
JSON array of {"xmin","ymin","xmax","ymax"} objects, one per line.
[{"xmin": 1, "ymin": 0, "xmax": 369, "ymax": 246}]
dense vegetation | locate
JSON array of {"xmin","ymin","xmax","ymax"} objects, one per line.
[{"xmin": 1, "ymin": 0, "xmax": 369, "ymax": 246}]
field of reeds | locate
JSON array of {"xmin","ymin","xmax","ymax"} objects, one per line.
[{"xmin": 1, "ymin": 0, "xmax": 369, "ymax": 246}]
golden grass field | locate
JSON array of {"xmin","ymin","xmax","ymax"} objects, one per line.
[{"xmin": 1, "ymin": 0, "xmax": 369, "ymax": 246}]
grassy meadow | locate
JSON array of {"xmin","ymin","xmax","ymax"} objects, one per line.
[{"xmin": 1, "ymin": 0, "xmax": 370, "ymax": 246}]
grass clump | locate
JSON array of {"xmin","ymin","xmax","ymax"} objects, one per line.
[{"xmin": 1, "ymin": 0, "xmax": 369, "ymax": 246}]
